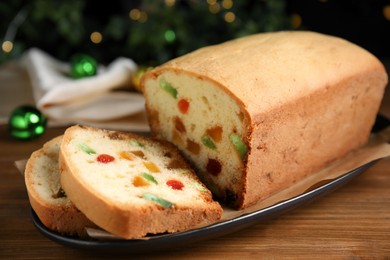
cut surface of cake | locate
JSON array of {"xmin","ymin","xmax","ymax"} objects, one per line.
[
  {"xmin": 141, "ymin": 31, "xmax": 388, "ymax": 209},
  {"xmin": 24, "ymin": 136, "xmax": 95, "ymax": 237},
  {"xmin": 59, "ymin": 125, "xmax": 222, "ymax": 239}
]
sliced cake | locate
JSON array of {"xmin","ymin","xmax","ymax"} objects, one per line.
[
  {"xmin": 24, "ymin": 136, "xmax": 96, "ymax": 237},
  {"xmin": 59, "ymin": 125, "xmax": 223, "ymax": 239}
]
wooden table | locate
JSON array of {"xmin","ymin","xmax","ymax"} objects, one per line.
[{"xmin": 0, "ymin": 64, "xmax": 389, "ymax": 259}]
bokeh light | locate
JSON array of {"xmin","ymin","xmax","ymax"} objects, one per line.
[
  {"xmin": 383, "ymin": 5, "xmax": 390, "ymax": 20},
  {"xmin": 90, "ymin": 31, "xmax": 103, "ymax": 44},
  {"xmin": 2, "ymin": 41, "xmax": 13, "ymax": 53},
  {"xmin": 224, "ymin": 12, "xmax": 235, "ymax": 23}
]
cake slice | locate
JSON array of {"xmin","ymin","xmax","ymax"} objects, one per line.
[
  {"xmin": 24, "ymin": 136, "xmax": 96, "ymax": 237},
  {"xmin": 141, "ymin": 31, "xmax": 388, "ymax": 209},
  {"xmin": 59, "ymin": 125, "xmax": 222, "ymax": 239}
]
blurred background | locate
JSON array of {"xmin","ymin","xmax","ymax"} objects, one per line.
[{"xmin": 1, "ymin": 0, "xmax": 390, "ymax": 67}]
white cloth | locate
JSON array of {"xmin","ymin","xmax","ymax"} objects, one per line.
[{"xmin": 22, "ymin": 48, "xmax": 146, "ymax": 127}]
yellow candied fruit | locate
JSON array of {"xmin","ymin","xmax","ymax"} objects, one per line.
[
  {"xmin": 131, "ymin": 150, "xmax": 145, "ymax": 159},
  {"xmin": 132, "ymin": 175, "xmax": 150, "ymax": 187},
  {"xmin": 119, "ymin": 151, "xmax": 136, "ymax": 161},
  {"xmin": 172, "ymin": 129, "xmax": 184, "ymax": 147},
  {"xmin": 174, "ymin": 116, "xmax": 186, "ymax": 133},
  {"xmin": 206, "ymin": 126, "xmax": 223, "ymax": 142},
  {"xmin": 143, "ymin": 161, "xmax": 160, "ymax": 173},
  {"xmin": 186, "ymin": 138, "xmax": 200, "ymax": 155},
  {"xmin": 167, "ymin": 159, "xmax": 187, "ymax": 169}
]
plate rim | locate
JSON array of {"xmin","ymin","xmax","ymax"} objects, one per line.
[{"xmin": 30, "ymin": 160, "xmax": 376, "ymax": 253}]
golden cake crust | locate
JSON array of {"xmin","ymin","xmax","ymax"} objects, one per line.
[{"xmin": 151, "ymin": 31, "xmax": 386, "ymax": 116}]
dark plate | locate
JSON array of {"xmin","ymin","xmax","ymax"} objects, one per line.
[
  {"xmin": 30, "ymin": 114, "xmax": 390, "ymax": 254},
  {"xmin": 30, "ymin": 161, "xmax": 375, "ymax": 254}
]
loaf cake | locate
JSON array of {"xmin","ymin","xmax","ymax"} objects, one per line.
[
  {"xmin": 59, "ymin": 125, "xmax": 222, "ymax": 239},
  {"xmin": 24, "ymin": 136, "xmax": 96, "ymax": 237},
  {"xmin": 141, "ymin": 31, "xmax": 388, "ymax": 209}
]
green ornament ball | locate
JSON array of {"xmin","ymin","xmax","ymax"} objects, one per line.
[
  {"xmin": 70, "ymin": 54, "xmax": 98, "ymax": 79},
  {"xmin": 8, "ymin": 105, "xmax": 47, "ymax": 140}
]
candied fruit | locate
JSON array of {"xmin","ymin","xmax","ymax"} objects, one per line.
[
  {"xmin": 132, "ymin": 176, "xmax": 150, "ymax": 187},
  {"xmin": 186, "ymin": 139, "xmax": 200, "ymax": 155},
  {"xmin": 167, "ymin": 159, "xmax": 187, "ymax": 169},
  {"xmin": 159, "ymin": 79, "xmax": 178, "ymax": 98},
  {"xmin": 206, "ymin": 158, "xmax": 222, "ymax": 176},
  {"xmin": 119, "ymin": 151, "xmax": 135, "ymax": 161},
  {"xmin": 174, "ymin": 117, "xmax": 186, "ymax": 133},
  {"xmin": 78, "ymin": 142, "xmax": 96, "ymax": 155},
  {"xmin": 178, "ymin": 99, "xmax": 190, "ymax": 114},
  {"xmin": 206, "ymin": 126, "xmax": 223, "ymax": 142},
  {"xmin": 166, "ymin": 179, "xmax": 184, "ymax": 190},
  {"xmin": 142, "ymin": 193, "xmax": 173, "ymax": 208},
  {"xmin": 172, "ymin": 129, "xmax": 184, "ymax": 146},
  {"xmin": 201, "ymin": 135, "xmax": 216, "ymax": 149},
  {"xmin": 143, "ymin": 161, "xmax": 160, "ymax": 173},
  {"xmin": 97, "ymin": 154, "xmax": 115, "ymax": 163},
  {"xmin": 131, "ymin": 150, "xmax": 145, "ymax": 159},
  {"xmin": 141, "ymin": 172, "xmax": 158, "ymax": 184},
  {"xmin": 230, "ymin": 133, "xmax": 248, "ymax": 159}
]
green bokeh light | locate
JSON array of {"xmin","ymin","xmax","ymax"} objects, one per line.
[
  {"xmin": 164, "ymin": 30, "xmax": 176, "ymax": 43},
  {"xmin": 71, "ymin": 54, "xmax": 98, "ymax": 79}
]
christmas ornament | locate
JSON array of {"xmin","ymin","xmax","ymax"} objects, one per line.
[
  {"xmin": 8, "ymin": 105, "xmax": 47, "ymax": 140},
  {"xmin": 131, "ymin": 66, "xmax": 153, "ymax": 92},
  {"xmin": 70, "ymin": 54, "xmax": 98, "ymax": 79}
]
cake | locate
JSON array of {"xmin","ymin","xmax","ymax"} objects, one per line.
[
  {"xmin": 141, "ymin": 31, "xmax": 388, "ymax": 209},
  {"xmin": 24, "ymin": 136, "xmax": 96, "ymax": 237},
  {"xmin": 59, "ymin": 125, "xmax": 222, "ymax": 239}
]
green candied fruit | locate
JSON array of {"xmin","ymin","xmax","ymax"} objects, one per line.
[
  {"xmin": 230, "ymin": 133, "xmax": 248, "ymax": 159},
  {"xmin": 78, "ymin": 142, "xmax": 96, "ymax": 154},
  {"xmin": 192, "ymin": 181, "xmax": 208, "ymax": 192},
  {"xmin": 159, "ymin": 79, "xmax": 178, "ymax": 98},
  {"xmin": 142, "ymin": 193, "xmax": 174, "ymax": 208},
  {"xmin": 201, "ymin": 135, "xmax": 216, "ymax": 150},
  {"xmin": 129, "ymin": 138, "xmax": 144, "ymax": 147},
  {"xmin": 141, "ymin": 172, "xmax": 158, "ymax": 184}
]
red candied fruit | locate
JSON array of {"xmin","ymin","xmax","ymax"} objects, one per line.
[
  {"xmin": 206, "ymin": 159, "xmax": 222, "ymax": 176},
  {"xmin": 97, "ymin": 154, "xmax": 115, "ymax": 163},
  {"xmin": 178, "ymin": 99, "xmax": 190, "ymax": 114},
  {"xmin": 166, "ymin": 179, "xmax": 184, "ymax": 190}
]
